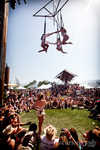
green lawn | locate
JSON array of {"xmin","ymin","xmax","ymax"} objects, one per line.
[{"xmin": 20, "ymin": 108, "xmax": 100, "ymax": 140}]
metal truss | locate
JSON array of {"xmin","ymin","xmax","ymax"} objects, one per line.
[{"xmin": 33, "ymin": 0, "xmax": 70, "ymax": 18}]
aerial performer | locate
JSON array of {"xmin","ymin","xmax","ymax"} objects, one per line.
[
  {"xmin": 47, "ymin": 11, "xmax": 71, "ymax": 54},
  {"xmin": 38, "ymin": 34, "xmax": 49, "ymax": 53},
  {"xmin": 56, "ymin": 35, "xmax": 67, "ymax": 54},
  {"xmin": 60, "ymin": 27, "xmax": 72, "ymax": 45},
  {"xmin": 47, "ymin": 30, "xmax": 67, "ymax": 54},
  {"xmin": 59, "ymin": 12, "xmax": 72, "ymax": 45},
  {"xmin": 38, "ymin": 16, "xmax": 61, "ymax": 53},
  {"xmin": 38, "ymin": 30, "xmax": 61, "ymax": 53},
  {"xmin": 33, "ymin": 0, "xmax": 72, "ymax": 54}
]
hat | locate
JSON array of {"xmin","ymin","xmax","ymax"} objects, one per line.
[{"xmin": 3, "ymin": 125, "xmax": 15, "ymax": 136}]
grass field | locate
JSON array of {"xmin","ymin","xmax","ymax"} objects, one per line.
[{"xmin": 20, "ymin": 108, "xmax": 100, "ymax": 140}]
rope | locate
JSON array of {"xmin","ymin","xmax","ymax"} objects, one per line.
[
  {"xmin": 56, "ymin": 0, "xmax": 61, "ymax": 12},
  {"xmin": 60, "ymin": 11, "xmax": 64, "ymax": 28},
  {"xmin": 56, "ymin": 13, "xmax": 60, "ymax": 40},
  {"xmin": 53, "ymin": 0, "xmax": 55, "ymax": 26},
  {"xmin": 44, "ymin": 17, "xmax": 46, "ymax": 34}
]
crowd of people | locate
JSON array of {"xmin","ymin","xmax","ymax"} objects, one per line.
[
  {"xmin": 0, "ymin": 83, "xmax": 100, "ymax": 150},
  {"xmin": 3, "ymin": 83, "xmax": 100, "ymax": 118}
]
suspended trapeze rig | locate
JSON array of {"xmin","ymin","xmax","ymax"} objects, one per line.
[{"xmin": 33, "ymin": 0, "xmax": 72, "ymax": 54}]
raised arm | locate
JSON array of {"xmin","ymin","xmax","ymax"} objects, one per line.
[{"xmin": 64, "ymin": 128, "xmax": 81, "ymax": 150}]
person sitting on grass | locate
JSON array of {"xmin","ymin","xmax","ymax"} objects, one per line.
[
  {"xmin": 40, "ymin": 124, "xmax": 59, "ymax": 150},
  {"xmin": 58, "ymin": 128, "xmax": 81, "ymax": 150},
  {"xmin": 21, "ymin": 123, "xmax": 39, "ymax": 150},
  {"xmin": 69, "ymin": 128, "xmax": 82, "ymax": 150},
  {"xmin": 1, "ymin": 124, "xmax": 16, "ymax": 150}
]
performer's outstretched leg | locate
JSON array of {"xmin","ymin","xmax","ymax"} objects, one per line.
[
  {"xmin": 38, "ymin": 49, "xmax": 47, "ymax": 53},
  {"xmin": 38, "ymin": 115, "xmax": 45, "ymax": 135}
]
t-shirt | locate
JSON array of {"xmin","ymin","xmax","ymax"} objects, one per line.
[{"xmin": 40, "ymin": 135, "xmax": 59, "ymax": 150}]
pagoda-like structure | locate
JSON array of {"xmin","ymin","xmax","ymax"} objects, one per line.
[{"xmin": 56, "ymin": 69, "xmax": 76, "ymax": 83}]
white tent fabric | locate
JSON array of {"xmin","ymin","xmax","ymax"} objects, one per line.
[
  {"xmin": 17, "ymin": 86, "xmax": 26, "ymax": 89},
  {"xmin": 37, "ymin": 84, "xmax": 51, "ymax": 89}
]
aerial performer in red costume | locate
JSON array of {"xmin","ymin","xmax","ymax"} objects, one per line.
[
  {"xmin": 56, "ymin": 35, "xmax": 67, "ymax": 54},
  {"xmin": 33, "ymin": 0, "xmax": 72, "ymax": 54},
  {"xmin": 60, "ymin": 27, "xmax": 72, "ymax": 45},
  {"xmin": 38, "ymin": 17, "xmax": 61, "ymax": 53},
  {"xmin": 47, "ymin": 30, "xmax": 67, "ymax": 54},
  {"xmin": 38, "ymin": 30, "xmax": 61, "ymax": 53}
]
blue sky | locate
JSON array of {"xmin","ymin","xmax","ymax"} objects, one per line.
[{"xmin": 6, "ymin": 0, "xmax": 100, "ymax": 85}]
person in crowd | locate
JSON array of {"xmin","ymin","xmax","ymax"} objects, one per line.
[
  {"xmin": 59, "ymin": 128, "xmax": 81, "ymax": 150},
  {"xmin": 82, "ymin": 127, "xmax": 100, "ymax": 150},
  {"xmin": 18, "ymin": 123, "xmax": 39, "ymax": 150},
  {"xmin": 69, "ymin": 128, "xmax": 82, "ymax": 150},
  {"xmin": 15, "ymin": 128, "xmax": 27, "ymax": 150},
  {"xmin": 57, "ymin": 128, "xmax": 70, "ymax": 150},
  {"xmin": 92, "ymin": 127, "xmax": 100, "ymax": 149},
  {"xmin": 0, "ymin": 110, "xmax": 4, "ymax": 132},
  {"xmin": 1, "ymin": 124, "xmax": 16, "ymax": 150},
  {"xmin": 2, "ymin": 109, "xmax": 11, "ymax": 129},
  {"xmin": 9, "ymin": 112, "xmax": 31, "ymax": 130},
  {"xmin": 40, "ymin": 124, "xmax": 59, "ymax": 150}
]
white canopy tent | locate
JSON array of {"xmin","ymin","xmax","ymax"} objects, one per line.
[
  {"xmin": 16, "ymin": 86, "xmax": 26, "ymax": 90},
  {"xmin": 37, "ymin": 84, "xmax": 51, "ymax": 89}
]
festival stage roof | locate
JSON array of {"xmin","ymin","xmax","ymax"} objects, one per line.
[{"xmin": 56, "ymin": 70, "xmax": 76, "ymax": 83}]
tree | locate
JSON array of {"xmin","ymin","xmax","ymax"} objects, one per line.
[
  {"xmin": 24, "ymin": 80, "xmax": 37, "ymax": 89},
  {"xmin": 37, "ymin": 80, "xmax": 50, "ymax": 87}
]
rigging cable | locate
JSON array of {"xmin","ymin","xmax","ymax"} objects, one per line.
[{"xmin": 44, "ymin": 16, "xmax": 46, "ymax": 34}]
